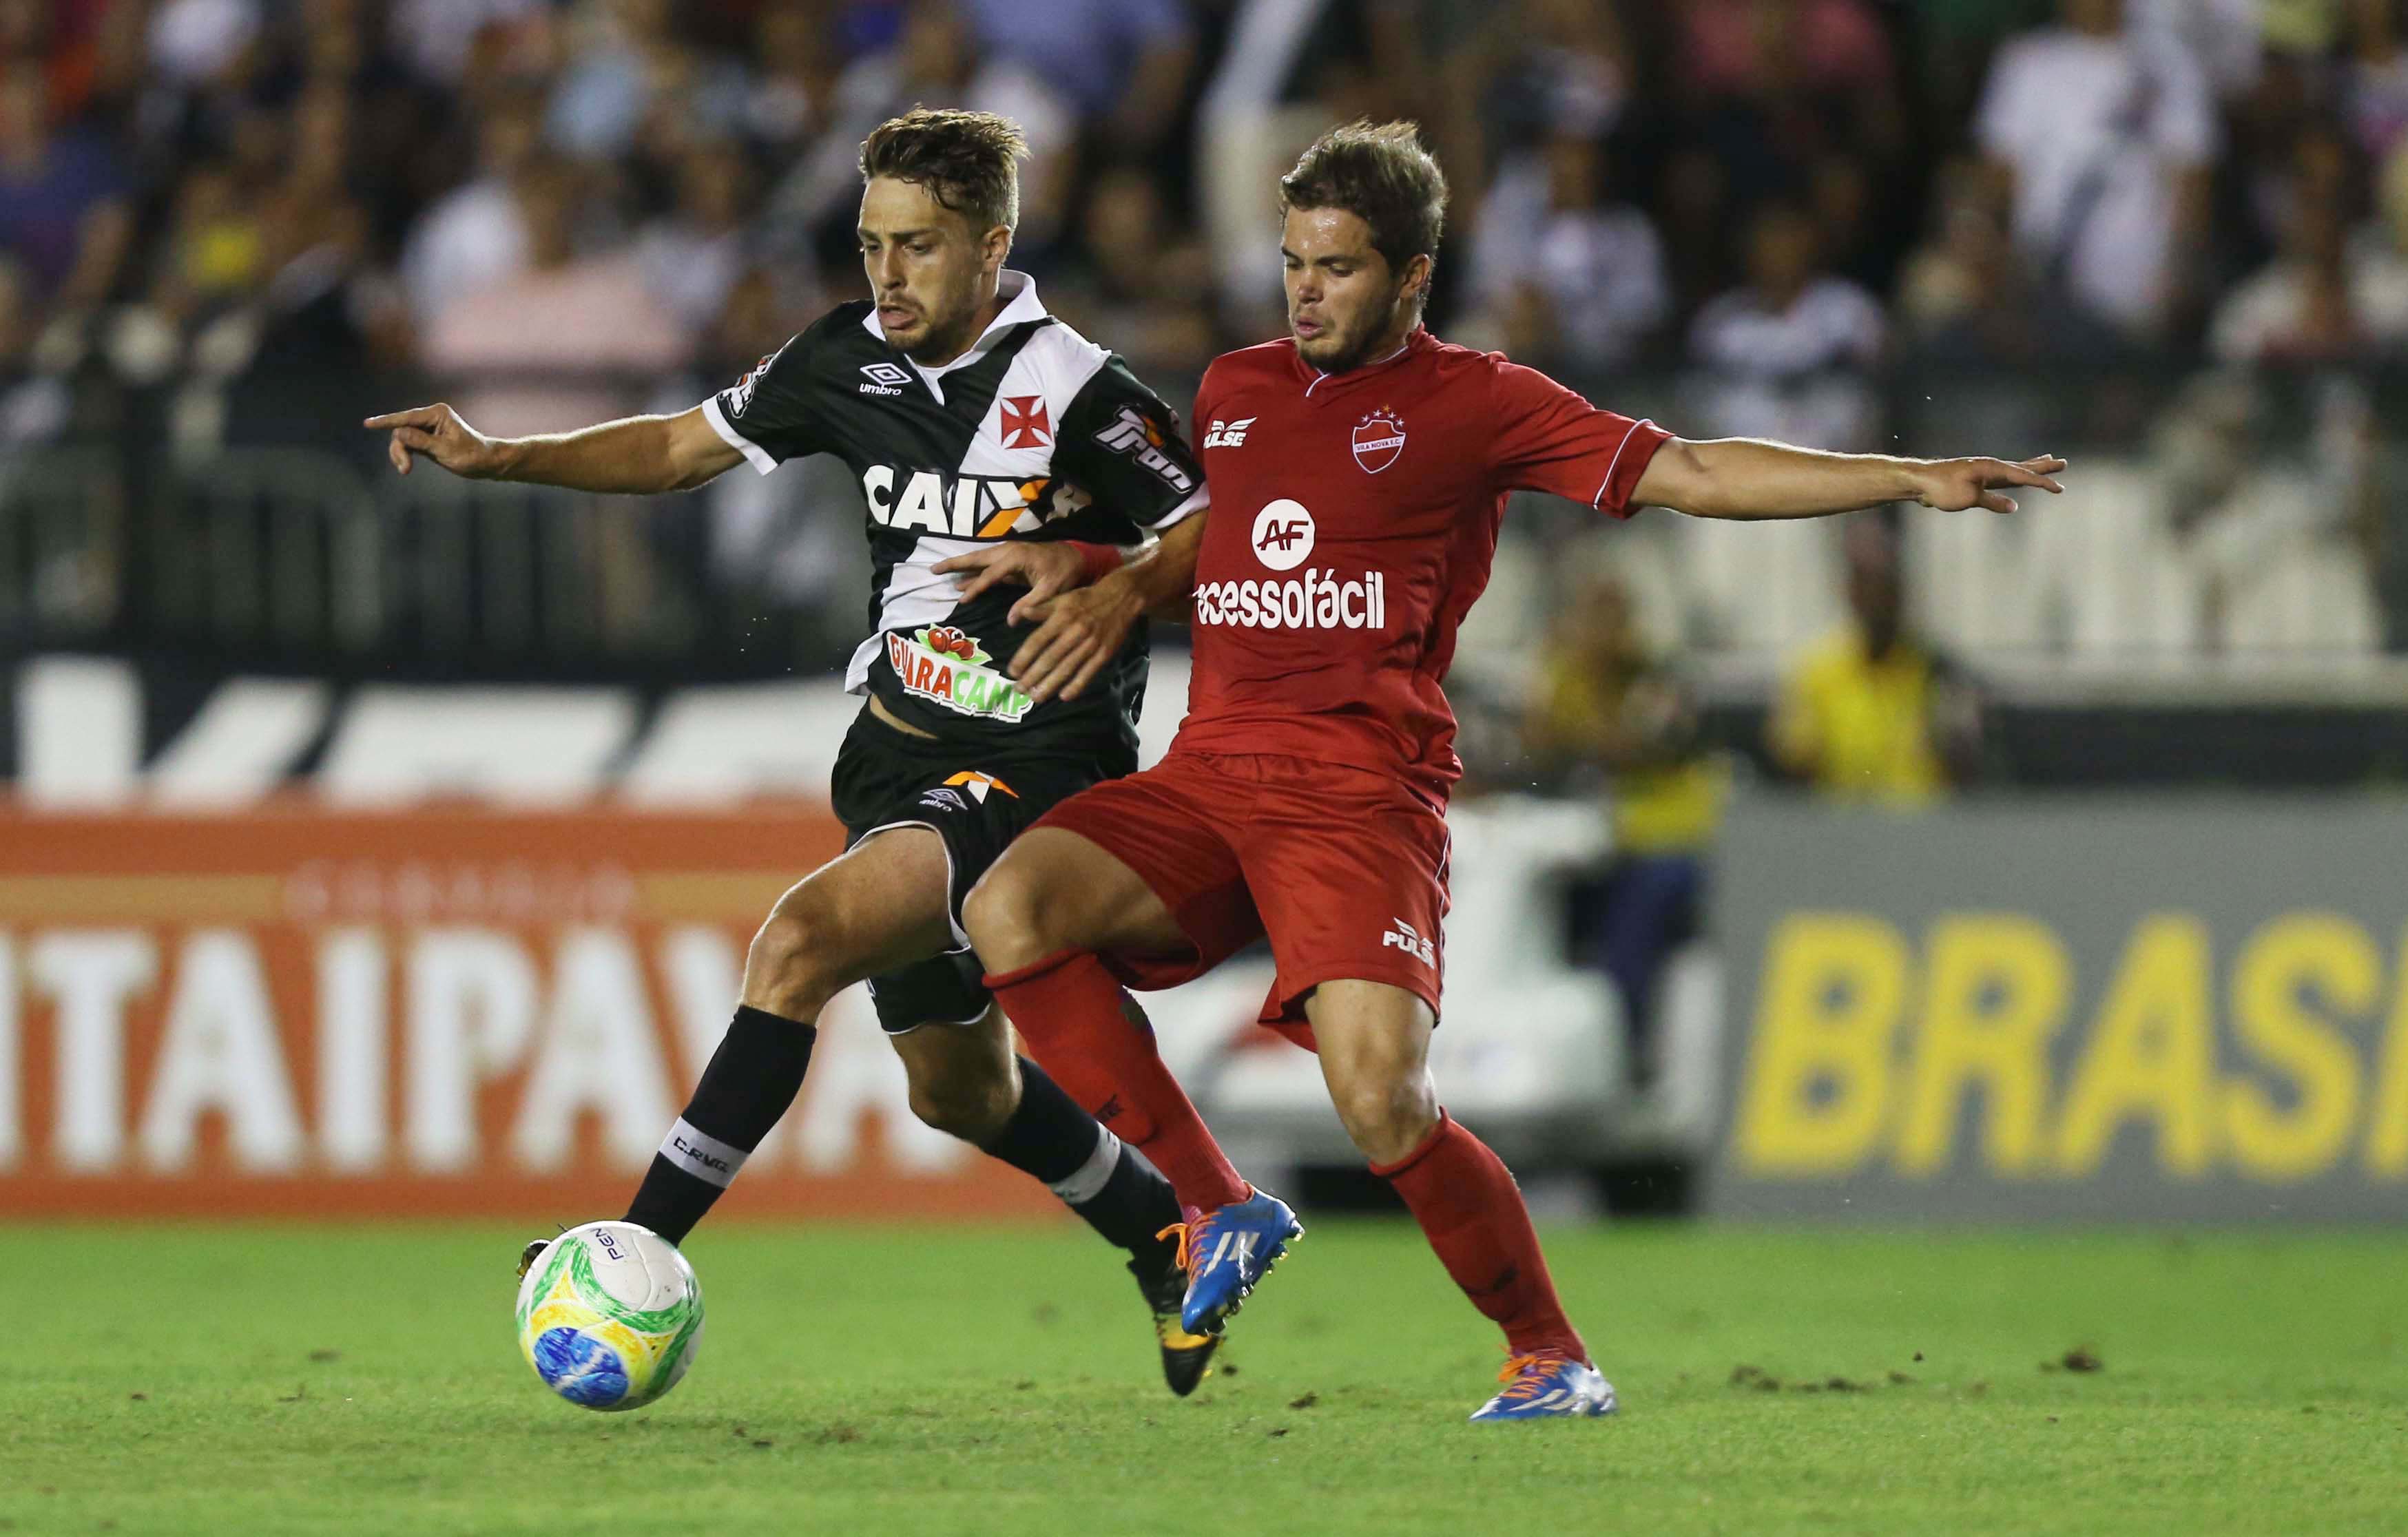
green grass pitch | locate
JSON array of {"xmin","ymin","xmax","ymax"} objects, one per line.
[{"xmin": 12, "ymin": 1221, "xmax": 2408, "ymax": 1534}]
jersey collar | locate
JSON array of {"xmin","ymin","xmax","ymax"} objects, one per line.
[
  {"xmin": 1296, "ymin": 325, "xmax": 1432, "ymax": 399},
  {"xmin": 861, "ymin": 269, "xmax": 1050, "ymax": 388}
]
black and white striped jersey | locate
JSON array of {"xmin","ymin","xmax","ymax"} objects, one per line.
[{"xmin": 701, "ymin": 272, "xmax": 1207, "ymax": 766}]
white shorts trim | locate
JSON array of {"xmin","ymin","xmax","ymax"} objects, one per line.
[{"xmin": 853, "ymin": 817, "xmax": 971, "ymax": 948}]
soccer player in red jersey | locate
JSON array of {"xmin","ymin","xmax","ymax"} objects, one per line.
[{"xmin": 944, "ymin": 122, "xmax": 2064, "ymax": 1420}]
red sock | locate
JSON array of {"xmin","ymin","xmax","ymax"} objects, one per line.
[
  {"xmin": 1371, "ymin": 1111, "xmax": 1587, "ymax": 1361},
  {"xmin": 985, "ymin": 951, "xmax": 1249, "ymax": 1211}
]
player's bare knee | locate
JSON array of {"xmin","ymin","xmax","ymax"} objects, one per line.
[
  {"xmin": 1332, "ymin": 1071, "xmax": 1440, "ymax": 1165},
  {"xmin": 742, "ymin": 908, "xmax": 844, "ymax": 1022},
  {"xmin": 962, "ymin": 861, "xmax": 1055, "ymax": 970}
]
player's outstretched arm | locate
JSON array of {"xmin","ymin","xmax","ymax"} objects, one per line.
[
  {"xmin": 362, "ymin": 403, "xmax": 744, "ymax": 495},
  {"xmin": 1632, "ymin": 437, "xmax": 2066, "ymax": 521}
]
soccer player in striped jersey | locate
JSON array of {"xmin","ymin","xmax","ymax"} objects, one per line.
[{"xmin": 367, "ymin": 109, "xmax": 1224, "ymax": 1394}]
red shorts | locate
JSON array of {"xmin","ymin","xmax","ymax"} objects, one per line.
[{"xmin": 1035, "ymin": 750, "xmax": 1451, "ymax": 1041}]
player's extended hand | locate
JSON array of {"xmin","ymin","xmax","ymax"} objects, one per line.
[
  {"xmin": 1009, "ymin": 576, "xmax": 1144, "ymax": 703},
  {"xmin": 1909, "ymin": 455, "xmax": 2067, "ymax": 515},
  {"xmin": 362, "ymin": 402, "xmax": 506, "ymax": 479},
  {"xmin": 931, "ymin": 541, "xmax": 1085, "ymax": 626}
]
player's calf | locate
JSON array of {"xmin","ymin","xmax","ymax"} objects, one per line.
[{"xmin": 897, "ymin": 1029, "xmax": 1021, "ymax": 1144}]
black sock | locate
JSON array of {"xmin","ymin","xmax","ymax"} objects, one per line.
[
  {"xmin": 624, "ymin": 1005, "xmax": 816, "ymax": 1246},
  {"xmin": 985, "ymin": 1056, "xmax": 1181, "ymax": 1271}
]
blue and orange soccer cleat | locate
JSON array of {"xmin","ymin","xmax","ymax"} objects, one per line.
[
  {"xmin": 1468, "ymin": 1352, "xmax": 1619, "ymax": 1421},
  {"xmin": 1164, "ymin": 1187, "xmax": 1302, "ymax": 1336}
]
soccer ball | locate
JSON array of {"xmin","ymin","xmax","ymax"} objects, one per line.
[{"xmin": 515, "ymin": 1221, "xmax": 705, "ymax": 1412}]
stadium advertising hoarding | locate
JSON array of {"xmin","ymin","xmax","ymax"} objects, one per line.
[
  {"xmin": 1708, "ymin": 799, "xmax": 2408, "ymax": 1221},
  {"xmin": 0, "ymin": 807, "xmax": 1057, "ymax": 1220}
]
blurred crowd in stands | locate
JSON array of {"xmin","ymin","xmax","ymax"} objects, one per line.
[
  {"xmin": 16, "ymin": 0, "xmax": 2408, "ymax": 429},
  {"xmin": 6, "ymin": 0, "xmax": 2408, "ymax": 681}
]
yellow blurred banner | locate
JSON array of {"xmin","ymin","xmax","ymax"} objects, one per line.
[
  {"xmin": 0, "ymin": 806, "xmax": 1055, "ymax": 1222},
  {"xmin": 1708, "ymin": 799, "xmax": 2408, "ymax": 1222}
]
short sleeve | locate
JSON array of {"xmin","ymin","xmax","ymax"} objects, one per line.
[
  {"xmin": 1486, "ymin": 358, "xmax": 1672, "ymax": 519},
  {"xmin": 1052, "ymin": 356, "xmax": 1208, "ymax": 529},
  {"xmin": 701, "ymin": 321, "xmax": 829, "ymax": 475}
]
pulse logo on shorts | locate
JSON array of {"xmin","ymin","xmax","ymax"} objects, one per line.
[
  {"xmin": 886, "ymin": 624, "xmax": 1035, "ymax": 722},
  {"xmin": 1381, "ymin": 918, "xmax": 1436, "ymax": 966}
]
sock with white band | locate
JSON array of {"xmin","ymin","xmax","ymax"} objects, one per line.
[
  {"xmin": 984, "ymin": 1056, "xmax": 1182, "ymax": 1271},
  {"xmin": 623, "ymin": 1005, "xmax": 816, "ymax": 1246}
]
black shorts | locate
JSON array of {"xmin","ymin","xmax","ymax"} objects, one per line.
[{"xmin": 829, "ymin": 709, "xmax": 1115, "ymax": 1033}]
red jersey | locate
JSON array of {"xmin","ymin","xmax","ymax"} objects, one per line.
[{"xmin": 1172, "ymin": 328, "xmax": 1671, "ymax": 800}]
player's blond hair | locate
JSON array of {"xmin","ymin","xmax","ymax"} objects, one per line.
[{"xmin": 860, "ymin": 107, "xmax": 1029, "ymax": 233}]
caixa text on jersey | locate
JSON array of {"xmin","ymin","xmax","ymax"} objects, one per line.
[{"xmin": 861, "ymin": 464, "xmax": 1094, "ymax": 539}]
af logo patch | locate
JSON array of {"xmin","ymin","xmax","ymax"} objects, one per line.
[
  {"xmin": 1250, "ymin": 499, "xmax": 1316, "ymax": 572},
  {"xmin": 1352, "ymin": 407, "xmax": 1406, "ymax": 474}
]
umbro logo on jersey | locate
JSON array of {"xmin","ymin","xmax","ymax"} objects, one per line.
[
  {"xmin": 1000, "ymin": 395, "xmax": 1052, "ymax": 448},
  {"xmin": 1203, "ymin": 417, "xmax": 1256, "ymax": 449},
  {"xmin": 1353, "ymin": 408, "xmax": 1406, "ymax": 473},
  {"xmin": 859, "ymin": 362, "xmax": 912, "ymax": 396},
  {"xmin": 1380, "ymin": 918, "xmax": 1436, "ymax": 966}
]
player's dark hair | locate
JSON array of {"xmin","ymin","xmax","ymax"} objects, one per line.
[
  {"xmin": 1279, "ymin": 119, "xmax": 1450, "ymax": 275},
  {"xmin": 859, "ymin": 107, "xmax": 1027, "ymax": 233}
]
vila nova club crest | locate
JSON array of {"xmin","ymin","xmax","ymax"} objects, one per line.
[{"xmin": 1352, "ymin": 407, "xmax": 1406, "ymax": 473}]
